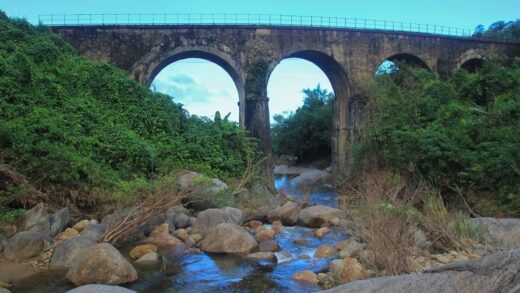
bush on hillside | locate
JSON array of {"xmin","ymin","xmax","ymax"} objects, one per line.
[
  {"xmin": 357, "ymin": 60, "xmax": 520, "ymax": 216},
  {"xmin": 0, "ymin": 12, "xmax": 258, "ymax": 209}
]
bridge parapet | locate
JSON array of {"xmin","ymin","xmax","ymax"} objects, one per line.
[{"xmin": 40, "ymin": 13, "xmax": 508, "ymax": 41}]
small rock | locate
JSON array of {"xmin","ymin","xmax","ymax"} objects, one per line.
[
  {"xmin": 315, "ymin": 227, "xmax": 330, "ymax": 238},
  {"xmin": 247, "ymin": 252, "xmax": 275, "ymax": 261},
  {"xmin": 190, "ymin": 233, "xmax": 202, "ymax": 242},
  {"xmin": 434, "ymin": 254, "xmax": 451, "ymax": 264},
  {"xmin": 314, "ymin": 244, "xmax": 336, "ymax": 258},
  {"xmin": 330, "ymin": 217, "xmax": 341, "ymax": 226},
  {"xmin": 135, "ymin": 252, "xmax": 161, "ymax": 265},
  {"xmin": 330, "ymin": 257, "xmax": 367, "ymax": 284},
  {"xmin": 143, "ymin": 223, "xmax": 186, "ymax": 251},
  {"xmin": 247, "ymin": 220, "xmax": 264, "ymax": 229},
  {"xmin": 258, "ymin": 240, "xmax": 281, "ymax": 252},
  {"xmin": 298, "ymin": 255, "xmax": 311, "ymax": 259},
  {"xmin": 255, "ymin": 229, "xmax": 275, "ymax": 242},
  {"xmin": 0, "ymin": 281, "xmax": 12, "ymax": 289},
  {"xmin": 274, "ymin": 251, "xmax": 293, "ymax": 264},
  {"xmin": 292, "ymin": 270, "xmax": 318, "ymax": 285},
  {"xmin": 293, "ymin": 239, "xmax": 308, "ymax": 245},
  {"xmin": 72, "ymin": 220, "xmax": 90, "ymax": 232},
  {"xmin": 57, "ymin": 228, "xmax": 79, "ymax": 241},
  {"xmin": 184, "ymin": 236, "xmax": 196, "ymax": 248},
  {"xmin": 318, "ymin": 273, "xmax": 335, "ymax": 289},
  {"xmin": 173, "ymin": 229, "xmax": 189, "ymax": 242},
  {"xmin": 129, "ymin": 244, "xmax": 158, "ymax": 260},
  {"xmin": 89, "ymin": 219, "xmax": 99, "ymax": 225},
  {"xmin": 338, "ymin": 239, "xmax": 366, "ymax": 258}
]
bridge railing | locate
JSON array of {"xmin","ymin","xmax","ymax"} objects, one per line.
[{"xmin": 36, "ymin": 13, "xmax": 512, "ymax": 42}]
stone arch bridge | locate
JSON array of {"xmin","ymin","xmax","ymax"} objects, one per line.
[{"xmin": 51, "ymin": 24, "xmax": 520, "ymax": 176}]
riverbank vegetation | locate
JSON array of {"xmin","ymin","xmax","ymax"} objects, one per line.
[{"xmin": 0, "ymin": 12, "xmax": 260, "ymax": 217}]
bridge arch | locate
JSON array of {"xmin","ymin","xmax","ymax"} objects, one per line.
[
  {"xmin": 131, "ymin": 46, "xmax": 246, "ymax": 125},
  {"xmin": 377, "ymin": 53, "xmax": 432, "ymax": 73},
  {"xmin": 457, "ymin": 49, "xmax": 486, "ymax": 72},
  {"xmin": 266, "ymin": 49, "xmax": 352, "ymax": 175}
]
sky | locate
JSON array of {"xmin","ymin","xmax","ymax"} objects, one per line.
[{"xmin": 2, "ymin": 0, "xmax": 518, "ymax": 121}]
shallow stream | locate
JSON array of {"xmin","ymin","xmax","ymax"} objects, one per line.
[{"xmin": 14, "ymin": 176, "xmax": 347, "ymax": 293}]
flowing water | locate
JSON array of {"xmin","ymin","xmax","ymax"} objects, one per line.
[{"xmin": 13, "ymin": 176, "xmax": 347, "ymax": 293}]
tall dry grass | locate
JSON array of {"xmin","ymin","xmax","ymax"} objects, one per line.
[{"xmin": 338, "ymin": 168, "xmax": 482, "ymax": 276}]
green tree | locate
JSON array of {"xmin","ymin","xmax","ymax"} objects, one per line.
[{"xmin": 271, "ymin": 85, "xmax": 334, "ymax": 163}]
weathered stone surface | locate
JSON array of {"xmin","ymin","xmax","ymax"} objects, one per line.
[
  {"xmin": 129, "ymin": 244, "xmax": 158, "ymax": 260},
  {"xmin": 192, "ymin": 208, "xmax": 242, "ymax": 236},
  {"xmin": 258, "ymin": 240, "xmax": 280, "ymax": 252},
  {"xmin": 323, "ymin": 249, "xmax": 520, "ymax": 293},
  {"xmin": 247, "ymin": 252, "xmax": 275, "ymax": 261},
  {"xmin": 135, "ymin": 251, "xmax": 161, "ymax": 265},
  {"xmin": 293, "ymin": 270, "xmax": 318, "ymax": 285},
  {"xmin": 173, "ymin": 229, "xmax": 189, "ymax": 242},
  {"xmin": 314, "ymin": 244, "xmax": 336, "ymax": 258},
  {"xmin": 329, "ymin": 257, "xmax": 367, "ymax": 284},
  {"xmin": 72, "ymin": 220, "xmax": 90, "ymax": 232},
  {"xmin": 66, "ymin": 284, "xmax": 137, "ymax": 293},
  {"xmin": 0, "ymin": 288, "xmax": 9, "ymax": 293},
  {"xmin": 50, "ymin": 207, "xmax": 71, "ymax": 237},
  {"xmin": 20, "ymin": 203, "xmax": 50, "ymax": 234},
  {"xmin": 338, "ymin": 239, "xmax": 366, "ymax": 258},
  {"xmin": 3, "ymin": 231, "xmax": 52, "ymax": 262},
  {"xmin": 315, "ymin": 227, "xmax": 331, "ymax": 239},
  {"xmin": 79, "ymin": 223, "xmax": 106, "ymax": 241},
  {"xmin": 267, "ymin": 201, "xmax": 300, "ymax": 225},
  {"xmin": 50, "ymin": 236, "xmax": 97, "ymax": 270},
  {"xmin": 199, "ymin": 223, "xmax": 257, "ymax": 254},
  {"xmin": 57, "ymin": 228, "xmax": 79, "ymax": 241},
  {"xmin": 298, "ymin": 205, "xmax": 343, "ymax": 228},
  {"xmin": 255, "ymin": 229, "xmax": 275, "ymax": 242},
  {"xmin": 177, "ymin": 171, "xmax": 228, "ymax": 210},
  {"xmin": 470, "ymin": 217, "xmax": 520, "ymax": 250},
  {"xmin": 247, "ymin": 220, "xmax": 263, "ymax": 229},
  {"xmin": 274, "ymin": 165, "xmax": 306, "ymax": 175},
  {"xmin": 67, "ymin": 243, "xmax": 138, "ymax": 285},
  {"xmin": 166, "ymin": 206, "xmax": 191, "ymax": 229},
  {"xmin": 142, "ymin": 224, "xmax": 185, "ymax": 251},
  {"xmin": 291, "ymin": 169, "xmax": 331, "ymax": 186}
]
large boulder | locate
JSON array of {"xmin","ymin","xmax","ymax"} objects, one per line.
[
  {"xmin": 50, "ymin": 236, "xmax": 97, "ymax": 270},
  {"xmin": 19, "ymin": 203, "xmax": 50, "ymax": 234},
  {"xmin": 192, "ymin": 208, "xmax": 242, "ymax": 236},
  {"xmin": 142, "ymin": 223, "xmax": 186, "ymax": 251},
  {"xmin": 238, "ymin": 184, "xmax": 281, "ymax": 220},
  {"xmin": 470, "ymin": 218, "xmax": 520, "ymax": 250},
  {"xmin": 79, "ymin": 223, "xmax": 106, "ymax": 241},
  {"xmin": 66, "ymin": 284, "xmax": 137, "ymax": 293},
  {"xmin": 178, "ymin": 171, "xmax": 228, "ymax": 210},
  {"xmin": 101, "ymin": 209, "xmax": 166, "ymax": 245},
  {"xmin": 166, "ymin": 206, "xmax": 191, "ymax": 229},
  {"xmin": 267, "ymin": 201, "xmax": 300, "ymax": 225},
  {"xmin": 67, "ymin": 243, "xmax": 138, "ymax": 285},
  {"xmin": 49, "ymin": 207, "xmax": 71, "ymax": 237},
  {"xmin": 291, "ymin": 169, "xmax": 331, "ymax": 186},
  {"xmin": 199, "ymin": 223, "xmax": 257, "ymax": 254},
  {"xmin": 321, "ymin": 249, "xmax": 520, "ymax": 293},
  {"xmin": 3, "ymin": 231, "xmax": 52, "ymax": 262},
  {"xmin": 298, "ymin": 205, "xmax": 343, "ymax": 227}
]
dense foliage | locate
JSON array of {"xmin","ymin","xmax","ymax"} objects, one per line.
[
  {"xmin": 359, "ymin": 61, "xmax": 520, "ymax": 216},
  {"xmin": 0, "ymin": 12, "xmax": 258, "ymax": 207},
  {"xmin": 271, "ymin": 85, "xmax": 333, "ymax": 163},
  {"xmin": 474, "ymin": 19, "xmax": 520, "ymax": 42}
]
